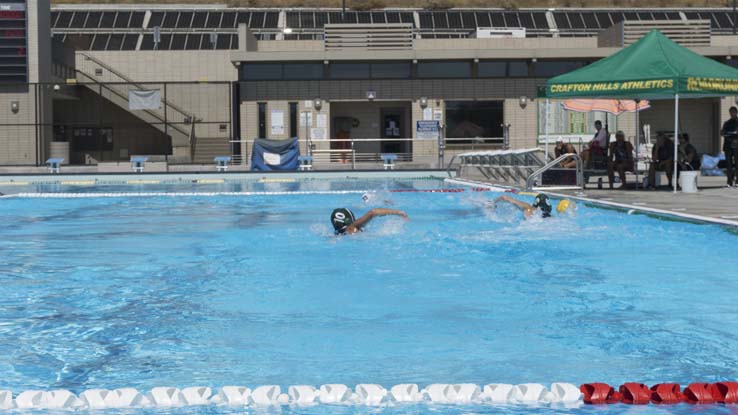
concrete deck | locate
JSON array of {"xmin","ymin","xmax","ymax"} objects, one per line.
[{"xmin": 552, "ymin": 175, "xmax": 738, "ymax": 227}]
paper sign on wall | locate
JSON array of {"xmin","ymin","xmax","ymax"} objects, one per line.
[
  {"xmin": 433, "ymin": 109, "xmax": 443, "ymax": 122},
  {"xmin": 270, "ymin": 110, "xmax": 284, "ymax": 135},
  {"xmin": 423, "ymin": 108, "xmax": 433, "ymax": 121},
  {"xmin": 316, "ymin": 114, "xmax": 328, "ymax": 128},
  {"xmin": 311, "ymin": 128, "xmax": 327, "ymax": 141}
]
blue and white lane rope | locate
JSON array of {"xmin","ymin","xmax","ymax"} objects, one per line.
[{"xmin": 0, "ymin": 383, "xmax": 583, "ymax": 410}]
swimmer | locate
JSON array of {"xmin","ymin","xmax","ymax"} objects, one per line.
[
  {"xmin": 493, "ymin": 194, "xmax": 553, "ymax": 218},
  {"xmin": 330, "ymin": 207, "xmax": 408, "ymax": 235},
  {"xmin": 494, "ymin": 194, "xmax": 575, "ymax": 219}
]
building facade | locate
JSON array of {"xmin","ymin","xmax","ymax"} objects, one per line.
[{"xmin": 1, "ymin": 4, "xmax": 737, "ymax": 166}]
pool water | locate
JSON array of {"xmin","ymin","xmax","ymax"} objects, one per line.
[{"xmin": 0, "ymin": 178, "xmax": 737, "ymax": 415}]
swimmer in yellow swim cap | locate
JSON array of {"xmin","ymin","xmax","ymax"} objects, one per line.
[{"xmin": 556, "ymin": 199, "xmax": 576, "ymax": 215}]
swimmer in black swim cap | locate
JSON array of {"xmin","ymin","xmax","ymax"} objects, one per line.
[
  {"xmin": 330, "ymin": 207, "xmax": 408, "ymax": 235},
  {"xmin": 494, "ymin": 193, "xmax": 553, "ymax": 219}
]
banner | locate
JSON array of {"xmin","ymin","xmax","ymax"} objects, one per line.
[{"xmin": 128, "ymin": 90, "xmax": 161, "ymax": 110}]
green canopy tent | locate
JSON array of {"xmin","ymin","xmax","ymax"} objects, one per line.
[{"xmin": 544, "ymin": 30, "xmax": 738, "ymax": 192}]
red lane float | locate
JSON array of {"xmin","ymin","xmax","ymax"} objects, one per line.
[
  {"xmin": 711, "ymin": 382, "xmax": 738, "ymax": 404},
  {"xmin": 580, "ymin": 383, "xmax": 622, "ymax": 404},
  {"xmin": 650, "ymin": 383, "xmax": 684, "ymax": 404},
  {"xmin": 620, "ymin": 383, "xmax": 650, "ymax": 404},
  {"xmin": 684, "ymin": 383, "xmax": 715, "ymax": 404},
  {"xmin": 581, "ymin": 382, "xmax": 738, "ymax": 405}
]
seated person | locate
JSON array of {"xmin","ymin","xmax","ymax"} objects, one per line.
[
  {"xmin": 647, "ymin": 132, "xmax": 675, "ymax": 189},
  {"xmin": 581, "ymin": 120, "xmax": 608, "ymax": 168},
  {"xmin": 554, "ymin": 140, "xmax": 578, "ymax": 168},
  {"xmin": 678, "ymin": 133, "xmax": 700, "ymax": 171},
  {"xmin": 607, "ymin": 131, "xmax": 634, "ymax": 189},
  {"xmin": 330, "ymin": 207, "xmax": 408, "ymax": 235}
]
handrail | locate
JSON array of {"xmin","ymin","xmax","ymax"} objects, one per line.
[
  {"xmin": 79, "ymin": 52, "xmax": 193, "ymax": 122},
  {"xmin": 446, "ymin": 154, "xmax": 459, "ymax": 178},
  {"xmin": 525, "ymin": 153, "xmax": 583, "ymax": 190},
  {"xmin": 75, "ymin": 69, "xmax": 192, "ymax": 140}
]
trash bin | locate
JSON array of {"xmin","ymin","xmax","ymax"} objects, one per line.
[{"xmin": 680, "ymin": 171, "xmax": 699, "ymax": 193}]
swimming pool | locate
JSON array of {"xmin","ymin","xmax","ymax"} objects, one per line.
[{"xmin": 1, "ymin": 177, "xmax": 737, "ymax": 414}]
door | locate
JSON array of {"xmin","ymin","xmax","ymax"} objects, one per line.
[{"xmin": 381, "ymin": 109, "xmax": 404, "ymax": 154}]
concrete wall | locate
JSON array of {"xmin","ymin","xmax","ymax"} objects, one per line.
[{"xmin": 640, "ymin": 98, "xmax": 720, "ymax": 155}]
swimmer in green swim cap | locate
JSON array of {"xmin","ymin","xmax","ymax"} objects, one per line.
[
  {"xmin": 330, "ymin": 207, "xmax": 408, "ymax": 235},
  {"xmin": 494, "ymin": 194, "xmax": 553, "ymax": 219}
]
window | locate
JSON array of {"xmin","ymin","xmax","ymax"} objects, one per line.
[
  {"xmin": 242, "ymin": 63, "xmax": 282, "ymax": 80},
  {"xmin": 370, "ymin": 62, "xmax": 411, "ymax": 79},
  {"xmin": 329, "ymin": 63, "xmax": 370, "ymax": 79},
  {"xmin": 258, "ymin": 102, "xmax": 266, "ymax": 138},
  {"xmin": 417, "ymin": 61, "xmax": 471, "ymax": 78},
  {"xmin": 534, "ymin": 61, "xmax": 587, "ymax": 78},
  {"xmin": 508, "ymin": 61, "xmax": 529, "ymax": 77},
  {"xmin": 537, "ymin": 101, "xmax": 616, "ymax": 139},
  {"xmin": 478, "ymin": 61, "xmax": 507, "ymax": 78},
  {"xmin": 446, "ymin": 101, "xmax": 504, "ymax": 143},
  {"xmin": 284, "ymin": 63, "xmax": 323, "ymax": 80},
  {"xmin": 289, "ymin": 102, "xmax": 298, "ymax": 138}
]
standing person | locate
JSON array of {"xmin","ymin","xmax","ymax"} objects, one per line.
[
  {"xmin": 582, "ymin": 120, "xmax": 608, "ymax": 167},
  {"xmin": 607, "ymin": 131, "xmax": 634, "ymax": 189},
  {"xmin": 647, "ymin": 133, "xmax": 675, "ymax": 189},
  {"xmin": 721, "ymin": 106, "xmax": 738, "ymax": 187}
]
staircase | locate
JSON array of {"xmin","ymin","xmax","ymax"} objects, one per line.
[
  {"xmin": 74, "ymin": 53, "xmax": 231, "ymax": 163},
  {"xmin": 193, "ymin": 137, "xmax": 231, "ymax": 164}
]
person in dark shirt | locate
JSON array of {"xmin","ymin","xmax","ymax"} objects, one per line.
[
  {"xmin": 647, "ymin": 132, "xmax": 675, "ymax": 189},
  {"xmin": 721, "ymin": 106, "xmax": 738, "ymax": 187},
  {"xmin": 678, "ymin": 134, "xmax": 700, "ymax": 171},
  {"xmin": 607, "ymin": 130, "xmax": 634, "ymax": 189}
]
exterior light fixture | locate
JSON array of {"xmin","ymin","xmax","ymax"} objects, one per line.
[
  {"xmin": 366, "ymin": 90, "xmax": 377, "ymax": 100},
  {"xmin": 313, "ymin": 98, "xmax": 322, "ymax": 111},
  {"xmin": 10, "ymin": 100, "xmax": 19, "ymax": 114},
  {"xmin": 519, "ymin": 96, "xmax": 529, "ymax": 109},
  {"xmin": 283, "ymin": 28, "xmax": 293, "ymax": 34},
  {"xmin": 419, "ymin": 97, "xmax": 428, "ymax": 108}
]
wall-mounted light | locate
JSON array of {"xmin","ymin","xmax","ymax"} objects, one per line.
[
  {"xmin": 313, "ymin": 98, "xmax": 322, "ymax": 111},
  {"xmin": 519, "ymin": 96, "xmax": 529, "ymax": 109},
  {"xmin": 419, "ymin": 96, "xmax": 428, "ymax": 108},
  {"xmin": 283, "ymin": 27, "xmax": 293, "ymax": 34},
  {"xmin": 531, "ymin": 58, "xmax": 538, "ymax": 63},
  {"xmin": 10, "ymin": 100, "xmax": 19, "ymax": 114},
  {"xmin": 366, "ymin": 90, "xmax": 376, "ymax": 100}
]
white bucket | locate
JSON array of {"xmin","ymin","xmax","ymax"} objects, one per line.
[{"xmin": 680, "ymin": 171, "xmax": 699, "ymax": 193}]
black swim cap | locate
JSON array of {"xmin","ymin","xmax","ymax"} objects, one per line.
[
  {"xmin": 532, "ymin": 194, "xmax": 552, "ymax": 218},
  {"xmin": 330, "ymin": 208, "xmax": 355, "ymax": 234}
]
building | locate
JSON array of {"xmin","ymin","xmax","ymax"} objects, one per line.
[{"xmin": 2, "ymin": 2, "xmax": 738, "ymax": 168}]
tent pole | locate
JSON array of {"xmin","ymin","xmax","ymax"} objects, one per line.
[
  {"xmin": 635, "ymin": 100, "xmax": 640, "ymax": 190},
  {"xmin": 545, "ymin": 98, "xmax": 550, "ymax": 161},
  {"xmin": 673, "ymin": 94, "xmax": 679, "ymax": 193}
]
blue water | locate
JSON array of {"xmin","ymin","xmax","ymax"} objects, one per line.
[{"xmin": 1, "ymin": 178, "xmax": 737, "ymax": 415}]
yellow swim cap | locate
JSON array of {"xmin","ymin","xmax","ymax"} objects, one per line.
[{"xmin": 557, "ymin": 199, "xmax": 573, "ymax": 214}]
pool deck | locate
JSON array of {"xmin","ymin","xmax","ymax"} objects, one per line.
[{"xmin": 552, "ymin": 175, "xmax": 738, "ymax": 227}]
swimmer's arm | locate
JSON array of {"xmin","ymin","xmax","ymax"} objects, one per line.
[
  {"xmin": 494, "ymin": 195, "xmax": 533, "ymax": 212},
  {"xmin": 351, "ymin": 208, "xmax": 408, "ymax": 230}
]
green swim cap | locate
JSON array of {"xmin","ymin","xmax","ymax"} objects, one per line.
[
  {"xmin": 532, "ymin": 194, "xmax": 552, "ymax": 218},
  {"xmin": 330, "ymin": 208, "xmax": 356, "ymax": 234}
]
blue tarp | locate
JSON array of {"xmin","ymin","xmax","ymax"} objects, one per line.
[{"xmin": 250, "ymin": 138, "xmax": 300, "ymax": 171}]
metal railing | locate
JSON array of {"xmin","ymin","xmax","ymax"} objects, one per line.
[{"xmin": 525, "ymin": 153, "xmax": 583, "ymax": 190}]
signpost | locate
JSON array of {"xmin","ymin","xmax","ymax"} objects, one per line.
[{"xmin": 0, "ymin": 0, "xmax": 28, "ymax": 83}]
